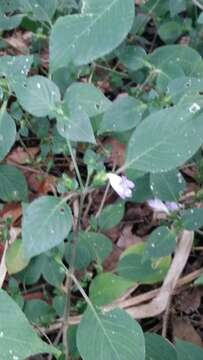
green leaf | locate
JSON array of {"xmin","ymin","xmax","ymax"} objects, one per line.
[
  {"xmin": 117, "ymin": 243, "xmax": 171, "ymax": 284},
  {"xmin": 98, "ymin": 95, "xmax": 145, "ymax": 134},
  {"xmin": 98, "ymin": 201, "xmax": 125, "ymax": 230},
  {"xmin": 149, "ymin": 45, "xmax": 203, "ymax": 77},
  {"xmin": 181, "ymin": 208, "xmax": 203, "ymax": 230},
  {"xmin": 0, "ymin": 289, "xmax": 59, "ymax": 360},
  {"xmin": 24, "ymin": 299, "xmax": 54, "ymax": 325},
  {"xmin": 144, "ymin": 226, "xmax": 177, "ymax": 259},
  {"xmin": 145, "ymin": 333, "xmax": 177, "ymax": 360},
  {"xmin": 6, "ymin": 239, "xmax": 29, "ymax": 275},
  {"xmin": 77, "ymin": 307, "xmax": 145, "ymax": 360},
  {"xmin": 64, "ymin": 82, "xmax": 111, "ymax": 118},
  {"xmin": 158, "ymin": 21, "xmax": 183, "ymax": 43},
  {"xmin": 66, "ymin": 232, "xmax": 112, "ymax": 269},
  {"xmin": 89, "ymin": 273, "xmax": 134, "ymax": 306},
  {"xmin": 20, "ymin": 0, "xmax": 57, "ymax": 22},
  {"xmin": 169, "ymin": 0, "xmax": 186, "ymax": 17},
  {"xmin": 126, "ymin": 95, "xmax": 203, "ymax": 173},
  {"xmin": 15, "ymin": 75, "xmax": 60, "ymax": 117},
  {"xmin": 57, "ymin": 106, "xmax": 96, "ymax": 144},
  {"xmin": 194, "ymin": 275, "xmax": 203, "ymax": 285},
  {"xmin": 0, "ymin": 14, "xmax": 23, "ymax": 30},
  {"xmin": 22, "ymin": 196, "xmax": 72, "ymax": 259},
  {"xmin": 0, "ymin": 55, "xmax": 33, "ymax": 88},
  {"xmin": 0, "ymin": 111, "xmax": 16, "ymax": 161},
  {"xmin": 168, "ymin": 77, "xmax": 203, "ymax": 103},
  {"xmin": 118, "ymin": 45, "xmax": 147, "ymax": 72},
  {"xmin": 176, "ymin": 339, "xmax": 203, "ymax": 360},
  {"xmin": 50, "ymin": 0, "xmax": 135, "ymax": 72},
  {"xmin": 150, "ymin": 170, "xmax": 186, "ymax": 201},
  {"xmin": 0, "ymin": 165, "xmax": 28, "ymax": 202}
]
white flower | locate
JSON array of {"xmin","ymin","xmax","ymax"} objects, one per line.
[
  {"xmin": 147, "ymin": 198, "xmax": 181, "ymax": 214},
  {"xmin": 106, "ymin": 173, "xmax": 135, "ymax": 200}
]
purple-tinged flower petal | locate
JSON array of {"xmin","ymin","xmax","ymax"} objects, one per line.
[
  {"xmin": 165, "ymin": 201, "xmax": 182, "ymax": 212},
  {"xmin": 147, "ymin": 198, "xmax": 169, "ymax": 214},
  {"xmin": 106, "ymin": 173, "xmax": 135, "ymax": 199}
]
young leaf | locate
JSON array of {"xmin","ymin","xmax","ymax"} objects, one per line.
[
  {"xmin": 57, "ymin": 107, "xmax": 96, "ymax": 144},
  {"xmin": 50, "ymin": 0, "xmax": 135, "ymax": 71},
  {"xmin": 0, "ymin": 289, "xmax": 59, "ymax": 360},
  {"xmin": 0, "ymin": 164, "xmax": 28, "ymax": 202},
  {"xmin": 77, "ymin": 307, "xmax": 145, "ymax": 360},
  {"xmin": 64, "ymin": 82, "xmax": 111, "ymax": 117},
  {"xmin": 0, "ymin": 111, "xmax": 16, "ymax": 161},
  {"xmin": 22, "ymin": 196, "xmax": 72, "ymax": 259},
  {"xmin": 15, "ymin": 75, "xmax": 61, "ymax": 117},
  {"xmin": 6, "ymin": 239, "xmax": 29, "ymax": 275},
  {"xmin": 98, "ymin": 202, "xmax": 125, "ymax": 230},
  {"xmin": 98, "ymin": 95, "xmax": 145, "ymax": 134},
  {"xmin": 89, "ymin": 273, "xmax": 134, "ymax": 306}
]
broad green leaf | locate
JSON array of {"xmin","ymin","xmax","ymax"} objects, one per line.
[
  {"xmin": 41, "ymin": 256, "xmax": 65, "ymax": 287},
  {"xmin": 118, "ymin": 45, "xmax": 147, "ymax": 72},
  {"xmin": 89, "ymin": 273, "xmax": 134, "ymax": 306},
  {"xmin": 169, "ymin": 0, "xmax": 186, "ymax": 17},
  {"xmin": 126, "ymin": 95, "xmax": 203, "ymax": 173},
  {"xmin": 0, "ymin": 55, "xmax": 33, "ymax": 88},
  {"xmin": 150, "ymin": 170, "xmax": 186, "ymax": 201},
  {"xmin": 181, "ymin": 208, "xmax": 203, "ymax": 230},
  {"xmin": 64, "ymin": 82, "xmax": 111, "ymax": 117},
  {"xmin": 50, "ymin": 0, "xmax": 135, "ymax": 71},
  {"xmin": 144, "ymin": 226, "xmax": 177, "ymax": 259},
  {"xmin": 15, "ymin": 76, "xmax": 60, "ymax": 117},
  {"xmin": 0, "ymin": 289, "xmax": 59, "ymax": 360},
  {"xmin": 0, "ymin": 14, "xmax": 23, "ymax": 30},
  {"xmin": 20, "ymin": 0, "xmax": 57, "ymax": 22},
  {"xmin": 0, "ymin": 165, "xmax": 28, "ymax": 202},
  {"xmin": 98, "ymin": 95, "xmax": 146, "ymax": 134},
  {"xmin": 149, "ymin": 45, "xmax": 203, "ymax": 77},
  {"xmin": 168, "ymin": 77, "xmax": 203, "ymax": 102},
  {"xmin": 66, "ymin": 232, "xmax": 112, "ymax": 269},
  {"xmin": 176, "ymin": 339, "xmax": 203, "ymax": 360},
  {"xmin": 77, "ymin": 307, "xmax": 145, "ymax": 360},
  {"xmin": 0, "ymin": 111, "xmax": 16, "ymax": 161},
  {"xmin": 158, "ymin": 21, "xmax": 183, "ymax": 43},
  {"xmin": 117, "ymin": 243, "xmax": 171, "ymax": 284},
  {"xmin": 98, "ymin": 201, "xmax": 125, "ymax": 230},
  {"xmin": 22, "ymin": 196, "xmax": 72, "ymax": 259},
  {"xmin": 57, "ymin": 106, "xmax": 96, "ymax": 143},
  {"xmin": 145, "ymin": 333, "xmax": 177, "ymax": 360},
  {"xmin": 24, "ymin": 299, "xmax": 54, "ymax": 325},
  {"xmin": 6, "ymin": 239, "xmax": 29, "ymax": 275}
]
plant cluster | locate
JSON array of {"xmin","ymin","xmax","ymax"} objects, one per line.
[{"xmin": 0, "ymin": 0, "xmax": 203, "ymax": 359}]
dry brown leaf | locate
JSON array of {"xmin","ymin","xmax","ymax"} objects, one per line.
[
  {"xmin": 0, "ymin": 203, "xmax": 22, "ymax": 224},
  {"xmin": 176, "ymin": 289, "xmax": 201, "ymax": 314},
  {"xmin": 117, "ymin": 225, "xmax": 142, "ymax": 249},
  {"xmin": 6, "ymin": 146, "xmax": 39, "ymax": 165},
  {"xmin": 103, "ymin": 138, "xmax": 126, "ymax": 167},
  {"xmin": 27, "ymin": 173, "xmax": 57, "ymax": 194},
  {"xmin": 173, "ymin": 317, "xmax": 203, "ymax": 347}
]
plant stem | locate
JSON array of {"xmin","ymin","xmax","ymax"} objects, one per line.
[
  {"xmin": 62, "ymin": 157, "xmax": 90, "ymax": 359},
  {"xmin": 66, "ymin": 140, "xmax": 85, "ymax": 192}
]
